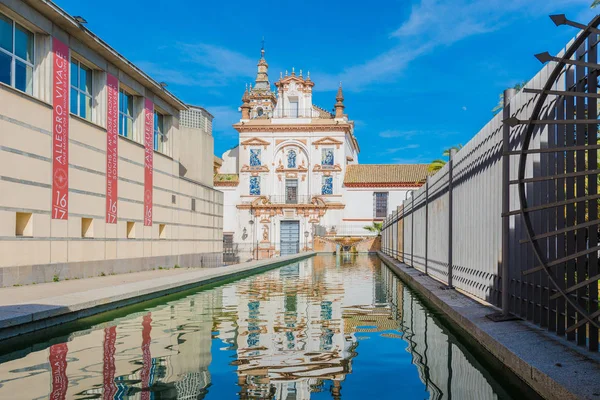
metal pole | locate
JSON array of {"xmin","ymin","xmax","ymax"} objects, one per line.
[
  {"xmin": 501, "ymin": 89, "xmax": 515, "ymax": 315},
  {"xmin": 425, "ymin": 176, "xmax": 429, "ymax": 275},
  {"xmin": 411, "ymin": 194, "xmax": 414, "ymax": 268},
  {"xmin": 448, "ymin": 148, "xmax": 456, "ymax": 288}
]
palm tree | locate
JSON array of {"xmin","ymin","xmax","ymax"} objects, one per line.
[
  {"xmin": 363, "ymin": 222, "xmax": 383, "ymax": 235},
  {"xmin": 428, "ymin": 145, "xmax": 463, "ymax": 173},
  {"xmin": 492, "ymin": 82, "xmax": 527, "ymax": 114},
  {"xmin": 593, "ymin": 0, "xmax": 600, "ymax": 8}
]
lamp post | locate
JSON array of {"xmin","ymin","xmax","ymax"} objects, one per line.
[
  {"xmin": 249, "ymin": 217, "xmax": 255, "ymax": 260},
  {"xmin": 304, "ymin": 230, "xmax": 309, "ymax": 252}
]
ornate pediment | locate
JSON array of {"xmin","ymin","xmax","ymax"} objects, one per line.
[
  {"xmin": 241, "ymin": 164, "xmax": 270, "ymax": 173},
  {"xmin": 313, "ymin": 137, "xmax": 343, "ymax": 149},
  {"xmin": 313, "ymin": 164, "xmax": 342, "ymax": 173},
  {"xmin": 241, "ymin": 137, "xmax": 270, "ymax": 149}
]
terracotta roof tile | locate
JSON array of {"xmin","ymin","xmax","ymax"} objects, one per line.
[{"xmin": 344, "ymin": 164, "xmax": 429, "ymax": 187}]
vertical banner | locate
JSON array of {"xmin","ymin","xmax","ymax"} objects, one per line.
[
  {"xmin": 102, "ymin": 326, "xmax": 117, "ymax": 400},
  {"xmin": 51, "ymin": 38, "xmax": 69, "ymax": 220},
  {"xmin": 106, "ymin": 74, "xmax": 119, "ymax": 224},
  {"xmin": 49, "ymin": 343, "xmax": 69, "ymax": 400},
  {"xmin": 143, "ymin": 99, "xmax": 154, "ymax": 226},
  {"xmin": 140, "ymin": 313, "xmax": 152, "ymax": 400}
]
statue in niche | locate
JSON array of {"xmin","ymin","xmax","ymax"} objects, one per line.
[{"xmin": 262, "ymin": 225, "xmax": 269, "ymax": 241}]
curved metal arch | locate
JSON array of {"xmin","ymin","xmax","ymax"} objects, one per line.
[{"xmin": 518, "ymin": 14, "xmax": 600, "ymax": 332}]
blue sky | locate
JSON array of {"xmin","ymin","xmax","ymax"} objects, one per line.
[{"xmin": 57, "ymin": 0, "xmax": 597, "ymax": 164}]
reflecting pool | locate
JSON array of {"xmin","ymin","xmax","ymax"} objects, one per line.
[{"xmin": 0, "ymin": 255, "xmax": 526, "ymax": 399}]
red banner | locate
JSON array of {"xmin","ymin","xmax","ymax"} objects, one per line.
[
  {"xmin": 51, "ymin": 38, "xmax": 69, "ymax": 220},
  {"xmin": 106, "ymin": 74, "xmax": 119, "ymax": 224},
  {"xmin": 140, "ymin": 313, "xmax": 152, "ymax": 400},
  {"xmin": 103, "ymin": 326, "xmax": 117, "ymax": 400},
  {"xmin": 49, "ymin": 343, "xmax": 69, "ymax": 400},
  {"xmin": 143, "ymin": 99, "xmax": 153, "ymax": 226}
]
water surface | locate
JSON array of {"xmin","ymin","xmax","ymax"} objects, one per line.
[{"xmin": 0, "ymin": 255, "xmax": 524, "ymax": 399}]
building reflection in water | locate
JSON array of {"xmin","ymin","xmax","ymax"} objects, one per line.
[{"xmin": 0, "ymin": 256, "xmax": 511, "ymax": 400}]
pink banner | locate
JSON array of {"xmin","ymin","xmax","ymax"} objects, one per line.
[
  {"xmin": 103, "ymin": 326, "xmax": 117, "ymax": 400},
  {"xmin": 141, "ymin": 313, "xmax": 152, "ymax": 400},
  {"xmin": 51, "ymin": 38, "xmax": 69, "ymax": 220},
  {"xmin": 143, "ymin": 99, "xmax": 153, "ymax": 226},
  {"xmin": 49, "ymin": 343, "xmax": 69, "ymax": 400},
  {"xmin": 106, "ymin": 74, "xmax": 119, "ymax": 224}
]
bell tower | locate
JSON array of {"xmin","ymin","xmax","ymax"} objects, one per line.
[{"xmin": 245, "ymin": 40, "xmax": 277, "ymax": 119}]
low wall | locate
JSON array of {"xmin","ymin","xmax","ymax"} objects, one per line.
[
  {"xmin": 0, "ymin": 251, "xmax": 223, "ymax": 287},
  {"xmin": 0, "ymin": 252, "xmax": 315, "ymax": 340}
]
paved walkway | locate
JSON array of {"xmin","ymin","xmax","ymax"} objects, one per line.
[{"xmin": 0, "ymin": 252, "xmax": 314, "ymax": 340}]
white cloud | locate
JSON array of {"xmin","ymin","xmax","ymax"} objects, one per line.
[
  {"xmin": 379, "ymin": 130, "xmax": 419, "ymax": 139},
  {"xmin": 381, "ymin": 144, "xmax": 420, "ymax": 155},
  {"xmin": 315, "ymin": 0, "xmax": 590, "ymax": 92},
  {"xmin": 136, "ymin": 43, "xmax": 257, "ymax": 87},
  {"xmin": 207, "ymin": 105, "xmax": 240, "ymax": 133}
]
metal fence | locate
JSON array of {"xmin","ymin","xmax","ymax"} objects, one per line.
[
  {"xmin": 381, "ymin": 14, "xmax": 600, "ymax": 352},
  {"xmin": 315, "ymin": 224, "xmax": 379, "ymax": 237}
]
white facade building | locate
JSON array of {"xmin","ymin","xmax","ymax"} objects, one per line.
[{"xmin": 215, "ymin": 48, "xmax": 429, "ymax": 257}]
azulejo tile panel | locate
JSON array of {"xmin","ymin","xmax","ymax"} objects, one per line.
[
  {"xmin": 250, "ymin": 149, "xmax": 261, "ymax": 167},
  {"xmin": 287, "ymin": 150, "xmax": 297, "ymax": 168},
  {"xmin": 322, "ymin": 148, "xmax": 334, "ymax": 166},
  {"xmin": 250, "ymin": 176, "xmax": 261, "ymax": 195},
  {"xmin": 322, "ymin": 176, "xmax": 333, "ymax": 195}
]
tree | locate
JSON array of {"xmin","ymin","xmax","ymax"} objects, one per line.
[
  {"xmin": 363, "ymin": 222, "xmax": 383, "ymax": 235},
  {"xmin": 593, "ymin": 0, "xmax": 600, "ymax": 8},
  {"xmin": 492, "ymin": 82, "xmax": 527, "ymax": 114},
  {"xmin": 428, "ymin": 145, "xmax": 463, "ymax": 173}
]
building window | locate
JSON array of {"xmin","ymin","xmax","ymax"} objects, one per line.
[
  {"xmin": 0, "ymin": 13, "xmax": 34, "ymax": 94},
  {"xmin": 321, "ymin": 176, "xmax": 333, "ymax": 195},
  {"xmin": 118, "ymin": 89, "xmax": 133, "ymax": 138},
  {"xmin": 250, "ymin": 149, "xmax": 261, "ymax": 167},
  {"xmin": 15, "ymin": 212, "xmax": 33, "ymax": 237},
  {"xmin": 70, "ymin": 58, "xmax": 92, "ymax": 120},
  {"xmin": 159, "ymin": 223, "xmax": 166, "ymax": 239},
  {"xmin": 322, "ymin": 148, "xmax": 334, "ymax": 167},
  {"xmin": 126, "ymin": 221, "xmax": 136, "ymax": 239},
  {"xmin": 374, "ymin": 192, "xmax": 389, "ymax": 218},
  {"xmin": 287, "ymin": 150, "xmax": 296, "ymax": 168},
  {"xmin": 153, "ymin": 111, "xmax": 165, "ymax": 152},
  {"xmin": 81, "ymin": 217, "xmax": 94, "ymax": 238},
  {"xmin": 250, "ymin": 176, "xmax": 261, "ymax": 195}
]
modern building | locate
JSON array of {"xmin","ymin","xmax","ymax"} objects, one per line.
[
  {"xmin": 0, "ymin": 0, "xmax": 223, "ymax": 286},
  {"xmin": 215, "ymin": 47, "xmax": 429, "ymax": 258}
]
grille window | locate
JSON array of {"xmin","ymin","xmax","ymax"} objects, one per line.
[{"xmin": 374, "ymin": 192, "xmax": 389, "ymax": 218}]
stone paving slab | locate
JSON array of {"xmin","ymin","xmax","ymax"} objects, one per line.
[
  {"xmin": 0, "ymin": 253, "xmax": 314, "ymax": 340},
  {"xmin": 378, "ymin": 251, "xmax": 600, "ymax": 400}
]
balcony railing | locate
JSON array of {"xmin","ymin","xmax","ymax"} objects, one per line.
[
  {"xmin": 314, "ymin": 224, "xmax": 379, "ymax": 237},
  {"xmin": 241, "ymin": 195, "xmax": 316, "ymax": 205},
  {"xmin": 250, "ymin": 108, "xmax": 334, "ymax": 120}
]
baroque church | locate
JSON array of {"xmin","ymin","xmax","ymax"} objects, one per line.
[{"xmin": 214, "ymin": 47, "xmax": 429, "ymax": 257}]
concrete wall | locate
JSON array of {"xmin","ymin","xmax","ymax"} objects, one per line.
[{"xmin": 0, "ymin": 1, "xmax": 223, "ymax": 286}]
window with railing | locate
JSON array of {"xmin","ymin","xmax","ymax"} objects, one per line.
[
  {"xmin": 0, "ymin": 13, "xmax": 34, "ymax": 94},
  {"xmin": 374, "ymin": 192, "xmax": 389, "ymax": 218},
  {"xmin": 70, "ymin": 58, "xmax": 92, "ymax": 120},
  {"xmin": 118, "ymin": 89, "xmax": 133, "ymax": 138}
]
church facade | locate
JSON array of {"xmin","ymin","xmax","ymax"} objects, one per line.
[{"xmin": 215, "ymin": 48, "xmax": 428, "ymax": 257}]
